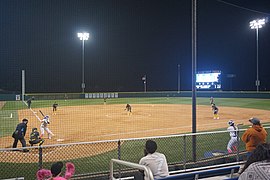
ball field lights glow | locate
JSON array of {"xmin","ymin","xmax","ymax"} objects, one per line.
[
  {"xmin": 77, "ymin": 32, "xmax": 89, "ymax": 40},
  {"xmin": 249, "ymin": 19, "xmax": 266, "ymax": 29},
  {"xmin": 77, "ymin": 32, "xmax": 89, "ymax": 93},
  {"xmin": 249, "ymin": 18, "xmax": 267, "ymax": 92}
]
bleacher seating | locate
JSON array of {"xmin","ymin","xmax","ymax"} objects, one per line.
[{"xmin": 159, "ymin": 165, "xmax": 240, "ymax": 180}]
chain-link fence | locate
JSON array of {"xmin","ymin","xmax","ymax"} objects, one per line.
[{"xmin": 1, "ymin": 127, "xmax": 270, "ymax": 179}]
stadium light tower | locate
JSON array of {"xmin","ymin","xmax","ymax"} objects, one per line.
[
  {"xmin": 77, "ymin": 32, "xmax": 89, "ymax": 93},
  {"xmin": 249, "ymin": 18, "xmax": 266, "ymax": 92}
]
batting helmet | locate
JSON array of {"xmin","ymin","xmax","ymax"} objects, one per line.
[
  {"xmin": 45, "ymin": 115, "xmax": 50, "ymax": 119},
  {"xmin": 228, "ymin": 120, "xmax": 234, "ymax": 126}
]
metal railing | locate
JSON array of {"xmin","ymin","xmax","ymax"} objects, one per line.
[
  {"xmin": 1, "ymin": 127, "xmax": 270, "ymax": 179},
  {"xmin": 110, "ymin": 159, "xmax": 154, "ymax": 180}
]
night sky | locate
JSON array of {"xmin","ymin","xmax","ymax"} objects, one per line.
[{"xmin": 0, "ymin": 0, "xmax": 270, "ymax": 93}]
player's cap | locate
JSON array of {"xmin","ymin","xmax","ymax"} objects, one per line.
[
  {"xmin": 249, "ymin": 117, "xmax": 260, "ymax": 125},
  {"xmin": 22, "ymin": 118, "xmax": 28, "ymax": 122},
  {"xmin": 228, "ymin": 120, "xmax": 234, "ymax": 126},
  {"xmin": 32, "ymin": 127, "xmax": 37, "ymax": 131}
]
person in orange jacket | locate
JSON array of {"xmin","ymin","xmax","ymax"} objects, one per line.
[{"xmin": 241, "ymin": 117, "xmax": 267, "ymax": 157}]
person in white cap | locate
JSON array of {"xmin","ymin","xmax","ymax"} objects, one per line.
[
  {"xmin": 227, "ymin": 120, "xmax": 238, "ymax": 153},
  {"xmin": 241, "ymin": 117, "xmax": 267, "ymax": 157},
  {"xmin": 36, "ymin": 115, "xmax": 54, "ymax": 139}
]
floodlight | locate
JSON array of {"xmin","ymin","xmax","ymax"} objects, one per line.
[
  {"xmin": 77, "ymin": 32, "xmax": 89, "ymax": 40},
  {"xmin": 249, "ymin": 19, "xmax": 266, "ymax": 29}
]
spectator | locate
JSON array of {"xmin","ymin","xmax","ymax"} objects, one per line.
[
  {"xmin": 12, "ymin": 118, "xmax": 29, "ymax": 152},
  {"xmin": 135, "ymin": 140, "xmax": 169, "ymax": 180},
  {"xmin": 36, "ymin": 162, "xmax": 75, "ymax": 180},
  {"xmin": 238, "ymin": 143, "xmax": 270, "ymax": 180},
  {"xmin": 241, "ymin": 117, "xmax": 267, "ymax": 157}
]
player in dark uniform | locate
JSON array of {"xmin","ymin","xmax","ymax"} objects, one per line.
[
  {"xmin": 29, "ymin": 128, "xmax": 45, "ymax": 146},
  {"xmin": 212, "ymin": 104, "xmax": 219, "ymax": 119},
  {"xmin": 210, "ymin": 97, "xmax": 214, "ymax": 105},
  {"xmin": 125, "ymin": 104, "xmax": 132, "ymax": 115},
  {"xmin": 52, "ymin": 102, "xmax": 58, "ymax": 115},
  {"xmin": 12, "ymin": 119, "xmax": 29, "ymax": 152},
  {"xmin": 27, "ymin": 98, "xmax": 32, "ymax": 109}
]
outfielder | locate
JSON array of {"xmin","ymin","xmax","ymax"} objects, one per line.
[
  {"xmin": 36, "ymin": 114, "xmax": 54, "ymax": 139},
  {"xmin": 227, "ymin": 120, "xmax": 238, "ymax": 153}
]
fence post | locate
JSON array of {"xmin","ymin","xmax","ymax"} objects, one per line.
[
  {"xmin": 183, "ymin": 135, "xmax": 187, "ymax": 170},
  {"xmin": 38, "ymin": 146, "xmax": 43, "ymax": 169},
  {"xmin": 117, "ymin": 140, "xmax": 121, "ymax": 179},
  {"xmin": 236, "ymin": 129, "xmax": 240, "ymax": 162}
]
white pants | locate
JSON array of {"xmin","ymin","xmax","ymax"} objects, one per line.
[
  {"xmin": 40, "ymin": 126, "xmax": 53, "ymax": 139},
  {"xmin": 227, "ymin": 137, "xmax": 238, "ymax": 151}
]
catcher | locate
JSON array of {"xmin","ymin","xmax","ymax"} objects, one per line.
[
  {"xmin": 29, "ymin": 128, "xmax": 44, "ymax": 146},
  {"xmin": 125, "ymin": 104, "xmax": 132, "ymax": 115}
]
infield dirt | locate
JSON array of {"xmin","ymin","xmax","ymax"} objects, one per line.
[{"xmin": 1, "ymin": 104, "xmax": 269, "ymax": 162}]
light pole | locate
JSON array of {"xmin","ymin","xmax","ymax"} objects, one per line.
[
  {"xmin": 249, "ymin": 18, "xmax": 266, "ymax": 92},
  {"xmin": 142, "ymin": 75, "xmax": 147, "ymax": 92},
  {"xmin": 77, "ymin": 32, "xmax": 89, "ymax": 93},
  {"xmin": 177, "ymin": 64, "xmax": 180, "ymax": 93}
]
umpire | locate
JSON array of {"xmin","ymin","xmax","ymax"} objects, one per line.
[{"xmin": 12, "ymin": 118, "xmax": 29, "ymax": 152}]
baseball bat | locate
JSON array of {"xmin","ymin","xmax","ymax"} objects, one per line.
[{"xmin": 39, "ymin": 110, "xmax": 45, "ymax": 117}]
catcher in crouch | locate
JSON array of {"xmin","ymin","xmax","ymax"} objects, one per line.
[
  {"xmin": 36, "ymin": 115, "xmax": 54, "ymax": 139},
  {"xmin": 29, "ymin": 128, "xmax": 45, "ymax": 146},
  {"xmin": 125, "ymin": 104, "xmax": 132, "ymax": 115}
]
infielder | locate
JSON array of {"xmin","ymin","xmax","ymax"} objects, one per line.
[
  {"xmin": 227, "ymin": 120, "xmax": 238, "ymax": 153},
  {"xmin": 125, "ymin": 104, "xmax": 132, "ymax": 115},
  {"xmin": 210, "ymin": 97, "xmax": 214, "ymax": 105},
  {"xmin": 36, "ymin": 115, "xmax": 54, "ymax": 139},
  {"xmin": 211, "ymin": 104, "xmax": 219, "ymax": 119},
  {"xmin": 52, "ymin": 102, "xmax": 58, "ymax": 115}
]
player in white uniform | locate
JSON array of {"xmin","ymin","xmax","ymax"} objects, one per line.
[
  {"xmin": 37, "ymin": 115, "xmax": 54, "ymax": 139},
  {"xmin": 227, "ymin": 120, "xmax": 238, "ymax": 153}
]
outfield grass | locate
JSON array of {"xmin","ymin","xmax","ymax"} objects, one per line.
[{"xmin": 2, "ymin": 97, "xmax": 270, "ymax": 110}]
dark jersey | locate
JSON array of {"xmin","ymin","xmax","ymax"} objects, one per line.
[
  {"xmin": 13, "ymin": 123, "xmax": 27, "ymax": 138},
  {"xmin": 126, "ymin": 104, "xmax": 131, "ymax": 112},
  {"xmin": 30, "ymin": 131, "xmax": 40, "ymax": 141}
]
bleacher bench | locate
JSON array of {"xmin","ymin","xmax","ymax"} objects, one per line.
[{"xmin": 159, "ymin": 166, "xmax": 240, "ymax": 180}]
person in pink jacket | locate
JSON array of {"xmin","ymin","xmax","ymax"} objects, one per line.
[{"xmin": 36, "ymin": 162, "xmax": 75, "ymax": 180}]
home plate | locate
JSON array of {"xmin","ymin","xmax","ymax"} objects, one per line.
[{"xmin": 56, "ymin": 139, "xmax": 64, "ymax": 142}]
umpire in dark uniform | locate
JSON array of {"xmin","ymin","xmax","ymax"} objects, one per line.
[{"xmin": 12, "ymin": 118, "xmax": 29, "ymax": 152}]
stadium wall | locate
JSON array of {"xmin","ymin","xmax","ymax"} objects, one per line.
[{"xmin": 1, "ymin": 91, "xmax": 270, "ymax": 101}]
